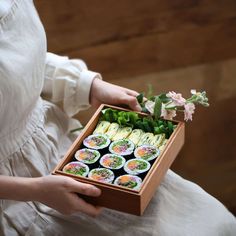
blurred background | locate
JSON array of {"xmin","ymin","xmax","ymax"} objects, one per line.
[{"xmin": 35, "ymin": 0, "xmax": 236, "ymax": 214}]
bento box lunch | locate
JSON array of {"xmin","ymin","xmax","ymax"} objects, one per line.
[{"xmin": 53, "ymin": 104, "xmax": 185, "ymax": 215}]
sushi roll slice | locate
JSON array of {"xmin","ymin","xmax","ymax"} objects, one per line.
[
  {"xmin": 137, "ymin": 132, "xmax": 154, "ymax": 146},
  {"xmin": 134, "ymin": 145, "xmax": 160, "ymax": 162},
  {"xmin": 88, "ymin": 168, "xmax": 115, "ymax": 184},
  {"xmin": 63, "ymin": 161, "xmax": 89, "ymax": 177},
  {"xmin": 150, "ymin": 134, "xmax": 165, "ymax": 147},
  {"xmin": 75, "ymin": 148, "xmax": 100, "ymax": 164},
  {"xmin": 100, "ymin": 154, "xmax": 126, "ymax": 170},
  {"xmin": 83, "ymin": 134, "xmax": 110, "ymax": 150},
  {"xmin": 114, "ymin": 174, "xmax": 142, "ymax": 190},
  {"xmin": 124, "ymin": 158, "xmax": 151, "ymax": 175},
  {"xmin": 109, "ymin": 139, "xmax": 134, "ymax": 156},
  {"xmin": 105, "ymin": 122, "xmax": 119, "ymax": 139},
  {"xmin": 112, "ymin": 127, "xmax": 132, "ymax": 141},
  {"xmin": 93, "ymin": 121, "xmax": 110, "ymax": 134},
  {"xmin": 127, "ymin": 129, "xmax": 144, "ymax": 146}
]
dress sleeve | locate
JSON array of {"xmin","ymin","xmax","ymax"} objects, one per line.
[{"xmin": 42, "ymin": 52, "xmax": 102, "ymax": 117}]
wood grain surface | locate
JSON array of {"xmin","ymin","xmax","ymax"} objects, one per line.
[{"xmin": 35, "ymin": 0, "xmax": 236, "ymax": 79}]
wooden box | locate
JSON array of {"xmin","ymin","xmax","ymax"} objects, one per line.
[{"xmin": 52, "ymin": 104, "xmax": 185, "ymax": 215}]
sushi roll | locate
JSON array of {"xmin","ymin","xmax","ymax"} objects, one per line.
[
  {"xmin": 134, "ymin": 145, "xmax": 160, "ymax": 162},
  {"xmin": 105, "ymin": 122, "xmax": 119, "ymax": 139},
  {"xmin": 100, "ymin": 154, "xmax": 126, "ymax": 170},
  {"xmin": 63, "ymin": 161, "xmax": 89, "ymax": 177},
  {"xmin": 112, "ymin": 127, "xmax": 132, "ymax": 141},
  {"xmin": 83, "ymin": 134, "xmax": 110, "ymax": 150},
  {"xmin": 93, "ymin": 121, "xmax": 110, "ymax": 134},
  {"xmin": 109, "ymin": 139, "xmax": 134, "ymax": 156},
  {"xmin": 114, "ymin": 174, "xmax": 142, "ymax": 190},
  {"xmin": 124, "ymin": 158, "xmax": 151, "ymax": 175},
  {"xmin": 137, "ymin": 132, "xmax": 154, "ymax": 146},
  {"xmin": 127, "ymin": 129, "xmax": 144, "ymax": 146},
  {"xmin": 75, "ymin": 148, "xmax": 100, "ymax": 164},
  {"xmin": 150, "ymin": 134, "xmax": 165, "ymax": 147},
  {"xmin": 88, "ymin": 168, "xmax": 115, "ymax": 184}
]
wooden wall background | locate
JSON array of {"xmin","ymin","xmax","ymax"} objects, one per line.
[{"xmin": 35, "ymin": 0, "xmax": 236, "ymax": 214}]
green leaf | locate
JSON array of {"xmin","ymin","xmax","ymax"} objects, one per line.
[
  {"xmin": 167, "ymin": 121, "xmax": 173, "ymax": 131},
  {"xmin": 146, "ymin": 84, "xmax": 154, "ymax": 99},
  {"xmin": 154, "ymin": 126, "xmax": 162, "ymax": 134},
  {"xmin": 136, "ymin": 93, "xmax": 144, "ymax": 104},
  {"xmin": 136, "ymin": 120, "xmax": 145, "ymax": 130},
  {"xmin": 159, "ymin": 125, "xmax": 166, "ymax": 133},
  {"xmin": 158, "ymin": 93, "xmax": 171, "ymax": 104},
  {"xmin": 143, "ymin": 117, "xmax": 155, "ymax": 132},
  {"xmin": 141, "ymin": 107, "xmax": 149, "ymax": 113},
  {"xmin": 128, "ymin": 112, "xmax": 139, "ymax": 124},
  {"xmin": 154, "ymin": 96, "xmax": 162, "ymax": 120},
  {"xmin": 101, "ymin": 108, "xmax": 118, "ymax": 122},
  {"xmin": 117, "ymin": 111, "xmax": 129, "ymax": 125},
  {"xmin": 143, "ymin": 120, "xmax": 152, "ymax": 132},
  {"xmin": 148, "ymin": 96, "xmax": 156, "ymax": 102}
]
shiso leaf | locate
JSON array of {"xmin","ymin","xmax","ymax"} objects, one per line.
[
  {"xmin": 154, "ymin": 96, "xmax": 162, "ymax": 120},
  {"xmin": 154, "ymin": 126, "xmax": 162, "ymax": 135},
  {"xmin": 158, "ymin": 93, "xmax": 171, "ymax": 104},
  {"xmin": 136, "ymin": 93, "xmax": 144, "ymax": 104}
]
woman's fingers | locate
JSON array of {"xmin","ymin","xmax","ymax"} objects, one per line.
[
  {"xmin": 68, "ymin": 180, "xmax": 102, "ymax": 216},
  {"xmin": 120, "ymin": 94, "xmax": 142, "ymax": 112},
  {"xmin": 76, "ymin": 197, "xmax": 103, "ymax": 217},
  {"xmin": 69, "ymin": 180, "xmax": 101, "ymax": 197},
  {"xmin": 125, "ymin": 89, "xmax": 139, "ymax": 97}
]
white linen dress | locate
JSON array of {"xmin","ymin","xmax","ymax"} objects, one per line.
[{"xmin": 0, "ymin": 1, "xmax": 236, "ymax": 235}]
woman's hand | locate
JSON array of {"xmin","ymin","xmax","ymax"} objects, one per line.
[
  {"xmin": 34, "ymin": 175, "xmax": 102, "ymax": 217},
  {"xmin": 90, "ymin": 78, "xmax": 142, "ymax": 111}
]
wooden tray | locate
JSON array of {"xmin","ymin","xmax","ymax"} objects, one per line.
[{"xmin": 52, "ymin": 104, "xmax": 185, "ymax": 215}]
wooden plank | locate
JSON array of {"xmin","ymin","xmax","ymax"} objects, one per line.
[
  {"xmin": 35, "ymin": 0, "xmax": 236, "ymax": 50},
  {"xmin": 68, "ymin": 19, "xmax": 236, "ymax": 80},
  {"xmin": 34, "ymin": 0, "xmax": 236, "ymax": 79}
]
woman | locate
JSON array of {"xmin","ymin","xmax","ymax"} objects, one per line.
[{"xmin": 0, "ymin": 1, "xmax": 235, "ymax": 235}]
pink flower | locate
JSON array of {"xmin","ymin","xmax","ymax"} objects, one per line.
[
  {"xmin": 144, "ymin": 100, "xmax": 155, "ymax": 114},
  {"xmin": 184, "ymin": 103, "xmax": 195, "ymax": 121},
  {"xmin": 167, "ymin": 91, "xmax": 186, "ymax": 106},
  {"xmin": 190, "ymin": 89, "xmax": 197, "ymax": 95},
  {"xmin": 161, "ymin": 105, "xmax": 177, "ymax": 120}
]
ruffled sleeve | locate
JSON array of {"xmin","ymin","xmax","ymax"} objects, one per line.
[{"xmin": 42, "ymin": 52, "xmax": 102, "ymax": 117}]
